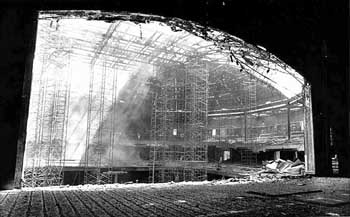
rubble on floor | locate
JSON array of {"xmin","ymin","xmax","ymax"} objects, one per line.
[
  {"xmin": 207, "ymin": 162, "xmax": 307, "ymax": 183},
  {"xmin": 258, "ymin": 158, "xmax": 305, "ymax": 178}
]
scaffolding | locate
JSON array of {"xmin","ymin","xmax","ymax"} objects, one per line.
[
  {"xmin": 240, "ymin": 74, "xmax": 258, "ymax": 165},
  {"xmin": 83, "ymin": 23, "xmax": 119, "ymax": 185},
  {"xmin": 149, "ymin": 57, "xmax": 209, "ymax": 183},
  {"xmin": 23, "ymin": 35, "xmax": 72, "ymax": 187},
  {"xmin": 84, "ymin": 61, "xmax": 118, "ymax": 184},
  {"xmin": 24, "ymin": 16, "xmax": 308, "ymax": 186}
]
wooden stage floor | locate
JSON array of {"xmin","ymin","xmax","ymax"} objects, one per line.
[{"xmin": 1, "ymin": 177, "xmax": 349, "ymax": 217}]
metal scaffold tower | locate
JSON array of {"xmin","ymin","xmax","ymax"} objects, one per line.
[
  {"xmin": 84, "ymin": 23, "xmax": 118, "ymax": 185},
  {"xmin": 84, "ymin": 61, "xmax": 118, "ymax": 185},
  {"xmin": 23, "ymin": 40, "xmax": 72, "ymax": 187},
  {"xmin": 150, "ymin": 57, "xmax": 209, "ymax": 183},
  {"xmin": 239, "ymin": 73, "xmax": 258, "ymax": 165}
]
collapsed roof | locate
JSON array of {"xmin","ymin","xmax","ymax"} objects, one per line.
[{"xmin": 36, "ymin": 11, "xmax": 304, "ymax": 101}]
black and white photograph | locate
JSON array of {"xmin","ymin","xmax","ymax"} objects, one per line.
[{"xmin": 0, "ymin": 1, "xmax": 349, "ymax": 216}]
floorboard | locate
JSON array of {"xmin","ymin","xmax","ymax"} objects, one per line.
[{"xmin": 0, "ymin": 178, "xmax": 349, "ymax": 217}]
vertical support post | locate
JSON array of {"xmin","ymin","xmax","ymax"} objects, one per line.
[
  {"xmin": 304, "ymin": 83, "xmax": 315, "ymax": 174},
  {"xmin": 274, "ymin": 151, "xmax": 281, "ymax": 160},
  {"xmin": 152, "ymin": 145, "xmax": 156, "ymax": 183},
  {"xmin": 244, "ymin": 111, "xmax": 247, "ymax": 143},
  {"xmin": 287, "ymin": 102, "xmax": 291, "ymax": 140},
  {"xmin": 114, "ymin": 174, "xmax": 118, "ymax": 183},
  {"xmin": 84, "ymin": 64, "xmax": 94, "ymax": 184},
  {"xmin": 294, "ymin": 151, "xmax": 298, "ymax": 160}
]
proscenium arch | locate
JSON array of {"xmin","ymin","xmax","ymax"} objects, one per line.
[
  {"xmin": 1, "ymin": 1, "xmax": 347, "ymax": 190},
  {"xmin": 22, "ymin": 10, "xmax": 313, "ymax": 186}
]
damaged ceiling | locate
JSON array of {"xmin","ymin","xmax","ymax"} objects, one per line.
[{"xmin": 37, "ymin": 11, "xmax": 304, "ymax": 101}]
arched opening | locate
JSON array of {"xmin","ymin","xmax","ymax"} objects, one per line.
[{"xmin": 22, "ymin": 11, "xmax": 314, "ymax": 187}]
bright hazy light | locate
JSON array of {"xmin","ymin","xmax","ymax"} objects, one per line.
[{"xmin": 25, "ymin": 16, "xmax": 304, "ymax": 165}]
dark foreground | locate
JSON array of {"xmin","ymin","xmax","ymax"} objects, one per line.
[{"xmin": 1, "ymin": 177, "xmax": 349, "ymax": 217}]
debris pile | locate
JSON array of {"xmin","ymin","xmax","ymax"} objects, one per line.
[{"xmin": 259, "ymin": 159, "xmax": 305, "ymax": 177}]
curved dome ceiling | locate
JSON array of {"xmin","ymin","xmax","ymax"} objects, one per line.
[{"xmin": 37, "ymin": 11, "xmax": 304, "ymax": 99}]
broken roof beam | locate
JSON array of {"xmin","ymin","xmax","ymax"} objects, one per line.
[
  {"xmin": 90, "ymin": 22, "xmax": 119, "ymax": 66},
  {"xmin": 73, "ymin": 43, "xmax": 184, "ymax": 68}
]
